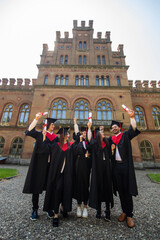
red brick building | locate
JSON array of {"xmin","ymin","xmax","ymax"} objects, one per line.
[{"xmin": 0, "ymin": 20, "xmax": 160, "ymax": 167}]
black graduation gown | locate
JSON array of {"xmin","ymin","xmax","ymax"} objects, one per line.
[
  {"xmin": 43, "ymin": 142, "xmax": 77, "ymax": 213},
  {"xmin": 23, "ymin": 128, "xmax": 59, "ymax": 194},
  {"xmin": 73, "ymin": 140, "xmax": 92, "ymax": 203},
  {"xmin": 109, "ymin": 125, "xmax": 141, "ymax": 197},
  {"xmin": 89, "ymin": 138, "xmax": 114, "ymax": 210}
]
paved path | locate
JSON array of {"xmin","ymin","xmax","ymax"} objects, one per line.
[{"xmin": 0, "ymin": 165, "xmax": 160, "ymax": 240}]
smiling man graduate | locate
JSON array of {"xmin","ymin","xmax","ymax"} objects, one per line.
[
  {"xmin": 23, "ymin": 112, "xmax": 58, "ymax": 220},
  {"xmin": 108, "ymin": 109, "xmax": 140, "ymax": 228}
]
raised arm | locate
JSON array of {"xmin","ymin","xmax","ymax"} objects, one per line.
[
  {"xmin": 74, "ymin": 118, "xmax": 79, "ymax": 135},
  {"xmin": 87, "ymin": 121, "xmax": 92, "ymax": 142}
]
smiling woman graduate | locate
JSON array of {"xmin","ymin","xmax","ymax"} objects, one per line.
[{"xmin": 43, "ymin": 127, "xmax": 77, "ymax": 227}]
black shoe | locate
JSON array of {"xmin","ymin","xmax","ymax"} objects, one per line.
[
  {"xmin": 104, "ymin": 210, "xmax": 111, "ymax": 222},
  {"xmin": 47, "ymin": 209, "xmax": 54, "ymax": 218},
  {"xmin": 96, "ymin": 211, "xmax": 101, "ymax": 219},
  {"xmin": 53, "ymin": 217, "xmax": 59, "ymax": 227},
  {"xmin": 60, "ymin": 209, "xmax": 68, "ymax": 218},
  {"xmin": 30, "ymin": 210, "xmax": 38, "ymax": 220}
]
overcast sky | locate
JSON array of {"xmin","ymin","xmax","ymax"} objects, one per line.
[{"xmin": 0, "ymin": 0, "xmax": 160, "ymax": 82}]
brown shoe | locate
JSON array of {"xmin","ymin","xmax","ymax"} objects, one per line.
[
  {"xmin": 118, "ymin": 213, "xmax": 126, "ymax": 222},
  {"xmin": 127, "ymin": 217, "xmax": 135, "ymax": 228}
]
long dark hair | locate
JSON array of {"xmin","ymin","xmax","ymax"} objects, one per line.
[
  {"xmin": 96, "ymin": 131, "xmax": 109, "ymax": 149},
  {"xmin": 59, "ymin": 133, "xmax": 70, "ymax": 148}
]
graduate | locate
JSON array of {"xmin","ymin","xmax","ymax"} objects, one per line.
[
  {"xmin": 89, "ymin": 126, "xmax": 114, "ymax": 221},
  {"xmin": 73, "ymin": 119, "xmax": 92, "ymax": 218},
  {"xmin": 23, "ymin": 112, "xmax": 58, "ymax": 220},
  {"xmin": 109, "ymin": 108, "xmax": 140, "ymax": 228},
  {"xmin": 43, "ymin": 127, "xmax": 76, "ymax": 227}
]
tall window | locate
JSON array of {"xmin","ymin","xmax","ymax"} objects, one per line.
[
  {"xmin": 10, "ymin": 137, "xmax": 23, "ymax": 157},
  {"xmin": 18, "ymin": 104, "xmax": 30, "ymax": 125},
  {"xmin": 97, "ymin": 100, "xmax": 112, "ymax": 120},
  {"xmin": 74, "ymin": 100, "xmax": 89, "ymax": 120},
  {"xmin": 117, "ymin": 76, "xmax": 121, "ymax": 86},
  {"xmin": 86, "ymin": 76, "xmax": 89, "ymax": 86},
  {"xmin": 102, "ymin": 55, "xmax": 106, "ymax": 64},
  {"xmin": 65, "ymin": 75, "xmax": 69, "ymax": 85},
  {"xmin": 79, "ymin": 41, "xmax": 82, "ymax": 49},
  {"xmin": 83, "ymin": 55, "xmax": 87, "ymax": 64},
  {"xmin": 55, "ymin": 75, "xmax": 59, "ymax": 85},
  {"xmin": 80, "ymin": 76, "xmax": 84, "ymax": 86},
  {"xmin": 96, "ymin": 76, "xmax": 99, "ymax": 86},
  {"xmin": 79, "ymin": 56, "xmax": 82, "ymax": 64},
  {"xmin": 60, "ymin": 55, "xmax": 63, "ymax": 64},
  {"xmin": 44, "ymin": 75, "xmax": 48, "ymax": 85},
  {"xmin": 106, "ymin": 76, "xmax": 110, "ymax": 86},
  {"xmin": 51, "ymin": 99, "xmax": 67, "ymax": 119},
  {"xmin": 60, "ymin": 75, "xmax": 64, "ymax": 85},
  {"xmin": 152, "ymin": 106, "xmax": 160, "ymax": 128},
  {"xmin": 64, "ymin": 55, "xmax": 68, "ymax": 64},
  {"xmin": 101, "ymin": 76, "xmax": 104, "ymax": 86},
  {"xmin": 1, "ymin": 104, "xmax": 13, "ymax": 123},
  {"xmin": 0, "ymin": 136, "xmax": 5, "ymax": 154},
  {"xmin": 84, "ymin": 41, "xmax": 86, "ymax": 49},
  {"xmin": 97, "ymin": 55, "xmax": 101, "ymax": 64},
  {"xmin": 140, "ymin": 140, "xmax": 154, "ymax": 161},
  {"xmin": 135, "ymin": 106, "xmax": 146, "ymax": 128},
  {"xmin": 75, "ymin": 76, "xmax": 79, "ymax": 86}
]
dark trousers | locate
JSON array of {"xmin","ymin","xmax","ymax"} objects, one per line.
[
  {"xmin": 114, "ymin": 162, "xmax": 133, "ymax": 217},
  {"xmin": 32, "ymin": 194, "xmax": 39, "ymax": 210}
]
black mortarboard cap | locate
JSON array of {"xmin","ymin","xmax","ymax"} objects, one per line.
[
  {"xmin": 110, "ymin": 120, "xmax": 123, "ymax": 129},
  {"xmin": 80, "ymin": 127, "xmax": 88, "ymax": 132},
  {"xmin": 56, "ymin": 127, "xmax": 70, "ymax": 136},
  {"xmin": 46, "ymin": 118, "xmax": 57, "ymax": 129}
]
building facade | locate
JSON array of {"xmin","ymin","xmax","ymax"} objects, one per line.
[{"xmin": 0, "ymin": 20, "xmax": 160, "ymax": 167}]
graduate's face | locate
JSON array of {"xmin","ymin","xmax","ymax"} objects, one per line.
[
  {"xmin": 48, "ymin": 123, "xmax": 54, "ymax": 132},
  {"xmin": 112, "ymin": 124, "xmax": 120, "ymax": 134},
  {"xmin": 82, "ymin": 131, "xmax": 86, "ymax": 139}
]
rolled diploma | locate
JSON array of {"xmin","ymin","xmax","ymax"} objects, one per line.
[
  {"xmin": 89, "ymin": 112, "xmax": 92, "ymax": 123},
  {"xmin": 122, "ymin": 104, "xmax": 129, "ymax": 112},
  {"xmin": 44, "ymin": 119, "xmax": 47, "ymax": 131}
]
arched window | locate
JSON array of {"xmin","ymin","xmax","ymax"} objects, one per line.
[
  {"xmin": 97, "ymin": 100, "xmax": 112, "ymax": 120},
  {"xmin": 44, "ymin": 75, "xmax": 48, "ymax": 85},
  {"xmin": 102, "ymin": 56, "xmax": 106, "ymax": 64},
  {"xmin": 18, "ymin": 104, "xmax": 30, "ymax": 125},
  {"xmin": 84, "ymin": 41, "xmax": 86, "ymax": 49},
  {"xmin": 83, "ymin": 55, "xmax": 87, "ymax": 64},
  {"xmin": 79, "ymin": 41, "xmax": 82, "ymax": 49},
  {"xmin": 86, "ymin": 76, "xmax": 89, "ymax": 86},
  {"xmin": 0, "ymin": 136, "xmax": 5, "ymax": 154},
  {"xmin": 80, "ymin": 76, "xmax": 84, "ymax": 86},
  {"xmin": 65, "ymin": 75, "xmax": 69, "ymax": 85},
  {"xmin": 55, "ymin": 75, "xmax": 59, "ymax": 85},
  {"xmin": 60, "ymin": 75, "xmax": 64, "ymax": 85},
  {"xmin": 97, "ymin": 55, "xmax": 101, "ymax": 64},
  {"xmin": 65, "ymin": 55, "xmax": 68, "ymax": 64},
  {"xmin": 79, "ymin": 56, "xmax": 82, "ymax": 64},
  {"xmin": 1, "ymin": 104, "xmax": 13, "ymax": 123},
  {"xmin": 75, "ymin": 76, "xmax": 79, "ymax": 86},
  {"xmin": 106, "ymin": 76, "xmax": 110, "ymax": 86},
  {"xmin": 117, "ymin": 76, "xmax": 121, "ymax": 86},
  {"xmin": 135, "ymin": 106, "xmax": 146, "ymax": 128},
  {"xmin": 152, "ymin": 106, "xmax": 160, "ymax": 128},
  {"xmin": 51, "ymin": 99, "xmax": 67, "ymax": 119},
  {"xmin": 96, "ymin": 76, "xmax": 99, "ymax": 86},
  {"xmin": 10, "ymin": 137, "xmax": 23, "ymax": 157},
  {"xmin": 140, "ymin": 140, "xmax": 154, "ymax": 161},
  {"xmin": 60, "ymin": 55, "xmax": 63, "ymax": 64},
  {"xmin": 101, "ymin": 76, "xmax": 104, "ymax": 86},
  {"xmin": 74, "ymin": 100, "xmax": 89, "ymax": 120}
]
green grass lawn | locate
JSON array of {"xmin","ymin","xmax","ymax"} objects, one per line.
[
  {"xmin": 0, "ymin": 168, "xmax": 18, "ymax": 179},
  {"xmin": 147, "ymin": 174, "xmax": 160, "ymax": 183}
]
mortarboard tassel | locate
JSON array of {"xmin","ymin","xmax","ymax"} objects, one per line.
[{"xmin": 63, "ymin": 128, "xmax": 64, "ymax": 138}]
